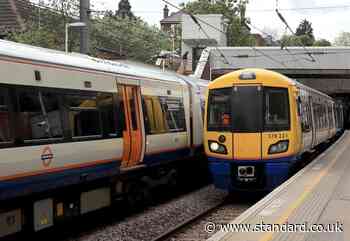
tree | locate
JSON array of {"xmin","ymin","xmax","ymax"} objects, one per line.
[
  {"xmin": 296, "ymin": 19, "xmax": 314, "ymax": 38},
  {"xmin": 294, "ymin": 19, "xmax": 315, "ymax": 46},
  {"xmin": 334, "ymin": 32, "xmax": 350, "ymax": 46},
  {"xmin": 181, "ymin": 0, "xmax": 254, "ymax": 46},
  {"xmin": 8, "ymin": 0, "xmax": 80, "ymax": 51},
  {"xmin": 7, "ymin": 0, "xmax": 171, "ymax": 62},
  {"xmin": 91, "ymin": 16, "xmax": 170, "ymax": 62},
  {"xmin": 313, "ymin": 39, "xmax": 331, "ymax": 46},
  {"xmin": 280, "ymin": 34, "xmax": 314, "ymax": 47}
]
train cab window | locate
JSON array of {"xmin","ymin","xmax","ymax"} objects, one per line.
[
  {"xmin": 264, "ymin": 88, "xmax": 290, "ymax": 131},
  {"xmin": 0, "ymin": 89, "xmax": 11, "ymax": 143},
  {"xmin": 207, "ymin": 88, "xmax": 232, "ymax": 131},
  {"xmin": 232, "ymin": 86, "xmax": 263, "ymax": 132},
  {"xmin": 67, "ymin": 95, "xmax": 102, "ymax": 138},
  {"xmin": 18, "ymin": 91, "xmax": 63, "ymax": 141}
]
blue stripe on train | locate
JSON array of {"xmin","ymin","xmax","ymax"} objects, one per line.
[
  {"xmin": 0, "ymin": 161, "xmax": 121, "ymax": 201},
  {"xmin": 143, "ymin": 148, "xmax": 192, "ymax": 166},
  {"xmin": 208, "ymin": 155, "xmax": 298, "ymax": 192}
]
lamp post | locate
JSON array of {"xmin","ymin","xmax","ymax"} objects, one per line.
[{"xmin": 65, "ymin": 22, "xmax": 87, "ymax": 53}]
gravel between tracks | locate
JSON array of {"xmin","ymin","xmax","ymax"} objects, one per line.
[
  {"xmin": 67, "ymin": 185, "xmax": 227, "ymax": 241},
  {"xmin": 161, "ymin": 198, "xmax": 254, "ymax": 241}
]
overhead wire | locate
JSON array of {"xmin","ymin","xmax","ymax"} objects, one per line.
[
  {"xmin": 161, "ymin": 0, "xmax": 292, "ymax": 67},
  {"xmin": 161, "ymin": 0, "xmax": 230, "ymax": 65},
  {"xmin": 275, "ymin": 7, "xmax": 316, "ymax": 62}
]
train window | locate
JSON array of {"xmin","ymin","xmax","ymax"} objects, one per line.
[
  {"xmin": 67, "ymin": 95, "xmax": 102, "ymax": 138},
  {"xmin": 129, "ymin": 88, "xmax": 138, "ymax": 131},
  {"xmin": 143, "ymin": 96, "xmax": 167, "ymax": 134},
  {"xmin": 328, "ymin": 105, "xmax": 333, "ymax": 128},
  {"xmin": 142, "ymin": 95, "xmax": 186, "ymax": 134},
  {"xmin": 160, "ymin": 97, "xmax": 186, "ymax": 132},
  {"xmin": 0, "ymin": 88, "xmax": 11, "ymax": 143},
  {"xmin": 300, "ymin": 98, "xmax": 311, "ymax": 133},
  {"xmin": 200, "ymin": 98, "xmax": 205, "ymax": 123},
  {"xmin": 98, "ymin": 93, "xmax": 121, "ymax": 138},
  {"xmin": 264, "ymin": 88, "xmax": 290, "ymax": 131},
  {"xmin": 18, "ymin": 91, "xmax": 63, "ymax": 141},
  {"xmin": 232, "ymin": 86, "xmax": 263, "ymax": 132},
  {"xmin": 207, "ymin": 88, "xmax": 232, "ymax": 132}
]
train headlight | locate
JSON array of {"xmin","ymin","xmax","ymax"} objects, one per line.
[
  {"xmin": 209, "ymin": 141, "xmax": 227, "ymax": 154},
  {"xmin": 268, "ymin": 140, "xmax": 289, "ymax": 154}
]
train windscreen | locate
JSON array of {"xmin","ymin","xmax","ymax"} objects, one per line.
[
  {"xmin": 232, "ymin": 85, "xmax": 263, "ymax": 132},
  {"xmin": 207, "ymin": 88, "xmax": 232, "ymax": 131},
  {"xmin": 263, "ymin": 87, "xmax": 290, "ymax": 131},
  {"xmin": 207, "ymin": 86, "xmax": 290, "ymax": 133}
]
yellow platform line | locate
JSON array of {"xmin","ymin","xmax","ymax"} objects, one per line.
[{"xmin": 259, "ymin": 137, "xmax": 350, "ymax": 241}]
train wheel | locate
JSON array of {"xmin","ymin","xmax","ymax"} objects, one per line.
[
  {"xmin": 125, "ymin": 181, "xmax": 151, "ymax": 210},
  {"xmin": 167, "ymin": 170, "xmax": 178, "ymax": 191}
]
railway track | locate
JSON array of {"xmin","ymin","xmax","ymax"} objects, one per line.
[
  {"xmin": 152, "ymin": 195, "xmax": 257, "ymax": 241},
  {"xmin": 148, "ymin": 139, "xmax": 340, "ymax": 241},
  {"xmin": 63, "ymin": 185, "xmax": 229, "ymax": 241},
  {"xmin": 25, "ymin": 138, "xmax": 338, "ymax": 241}
]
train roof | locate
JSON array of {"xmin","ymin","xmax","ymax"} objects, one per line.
[
  {"xmin": 209, "ymin": 68, "xmax": 333, "ymax": 100},
  {"xmin": 0, "ymin": 40, "xmax": 208, "ymax": 87},
  {"xmin": 209, "ymin": 68, "xmax": 294, "ymax": 88}
]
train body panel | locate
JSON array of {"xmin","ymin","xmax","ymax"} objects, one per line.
[
  {"xmin": 0, "ymin": 139, "xmax": 122, "ymax": 200},
  {"xmin": 0, "ymin": 40, "xmax": 208, "ymax": 238},
  {"xmin": 204, "ymin": 68, "xmax": 343, "ymax": 192}
]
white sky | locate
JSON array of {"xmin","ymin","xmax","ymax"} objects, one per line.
[{"xmin": 81, "ymin": 0, "xmax": 350, "ymax": 42}]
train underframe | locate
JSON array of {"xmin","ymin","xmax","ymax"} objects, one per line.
[{"xmin": 0, "ymin": 151, "xmax": 208, "ymax": 239}]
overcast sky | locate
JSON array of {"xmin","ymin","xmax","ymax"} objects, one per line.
[{"xmin": 90, "ymin": 0, "xmax": 350, "ymax": 42}]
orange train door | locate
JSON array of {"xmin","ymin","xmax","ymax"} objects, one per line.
[{"xmin": 118, "ymin": 85, "xmax": 144, "ymax": 168}]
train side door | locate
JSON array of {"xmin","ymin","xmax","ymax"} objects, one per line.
[
  {"xmin": 309, "ymin": 96, "xmax": 317, "ymax": 147},
  {"xmin": 300, "ymin": 94, "xmax": 313, "ymax": 151},
  {"xmin": 232, "ymin": 85, "xmax": 262, "ymax": 160},
  {"xmin": 118, "ymin": 85, "xmax": 145, "ymax": 168}
]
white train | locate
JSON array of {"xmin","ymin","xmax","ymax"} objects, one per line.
[{"xmin": 0, "ymin": 40, "xmax": 208, "ymax": 238}]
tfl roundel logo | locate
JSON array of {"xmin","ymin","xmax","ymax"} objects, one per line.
[{"xmin": 41, "ymin": 146, "xmax": 54, "ymax": 167}]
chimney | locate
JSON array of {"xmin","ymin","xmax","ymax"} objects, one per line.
[{"xmin": 163, "ymin": 5, "xmax": 169, "ymax": 19}]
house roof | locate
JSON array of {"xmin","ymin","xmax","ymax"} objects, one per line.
[
  {"xmin": 160, "ymin": 11, "xmax": 183, "ymax": 24},
  {"xmin": 0, "ymin": 0, "xmax": 32, "ymax": 31}
]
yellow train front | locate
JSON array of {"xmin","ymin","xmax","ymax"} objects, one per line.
[{"xmin": 205, "ymin": 69, "xmax": 309, "ymax": 191}]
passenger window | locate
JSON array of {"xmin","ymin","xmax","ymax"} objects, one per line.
[
  {"xmin": 98, "ymin": 93, "xmax": 120, "ymax": 137},
  {"xmin": 160, "ymin": 97, "xmax": 186, "ymax": 132},
  {"xmin": 143, "ymin": 95, "xmax": 186, "ymax": 134},
  {"xmin": 67, "ymin": 95, "xmax": 101, "ymax": 138},
  {"xmin": 18, "ymin": 91, "xmax": 63, "ymax": 141},
  {"xmin": 143, "ymin": 96, "xmax": 167, "ymax": 134},
  {"xmin": 0, "ymin": 89, "xmax": 11, "ymax": 143},
  {"xmin": 41, "ymin": 92, "xmax": 63, "ymax": 138}
]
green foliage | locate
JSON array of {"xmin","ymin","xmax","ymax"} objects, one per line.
[
  {"xmin": 7, "ymin": 0, "xmax": 170, "ymax": 63},
  {"xmin": 296, "ymin": 19, "xmax": 314, "ymax": 37},
  {"xmin": 313, "ymin": 39, "xmax": 331, "ymax": 46},
  {"xmin": 182, "ymin": 0, "xmax": 253, "ymax": 46},
  {"xmin": 91, "ymin": 16, "xmax": 170, "ymax": 62},
  {"xmin": 7, "ymin": 0, "xmax": 80, "ymax": 51},
  {"xmin": 9, "ymin": 23, "xmax": 61, "ymax": 49},
  {"xmin": 334, "ymin": 32, "xmax": 350, "ymax": 46},
  {"xmin": 280, "ymin": 34, "xmax": 315, "ymax": 47},
  {"xmin": 295, "ymin": 19, "xmax": 314, "ymax": 45}
]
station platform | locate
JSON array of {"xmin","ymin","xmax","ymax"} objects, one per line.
[{"xmin": 208, "ymin": 131, "xmax": 350, "ymax": 241}]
